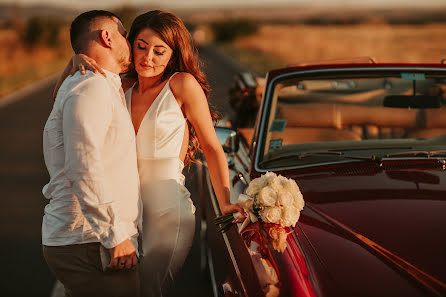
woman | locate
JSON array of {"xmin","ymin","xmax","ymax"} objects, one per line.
[{"xmin": 58, "ymin": 10, "xmax": 243, "ymax": 296}]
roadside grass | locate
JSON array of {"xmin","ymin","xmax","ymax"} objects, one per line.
[
  {"xmin": 0, "ymin": 29, "xmax": 72, "ymax": 98},
  {"xmin": 230, "ymin": 24, "xmax": 446, "ymax": 65},
  {"xmin": 0, "ymin": 57, "xmax": 69, "ymax": 97}
]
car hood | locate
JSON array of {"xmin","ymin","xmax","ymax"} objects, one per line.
[{"xmin": 283, "ymin": 161, "xmax": 446, "ymax": 297}]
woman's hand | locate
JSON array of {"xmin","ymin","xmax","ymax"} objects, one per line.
[
  {"xmin": 70, "ymin": 54, "xmax": 106, "ymax": 77},
  {"xmin": 52, "ymin": 54, "xmax": 106, "ymax": 100},
  {"xmin": 220, "ymin": 203, "xmax": 245, "ymax": 216}
]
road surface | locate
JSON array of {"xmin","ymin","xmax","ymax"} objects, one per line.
[{"xmin": 0, "ymin": 45, "xmax": 248, "ymax": 297}]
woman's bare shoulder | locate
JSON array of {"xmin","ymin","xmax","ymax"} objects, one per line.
[{"xmin": 170, "ymin": 72, "xmax": 201, "ymax": 99}]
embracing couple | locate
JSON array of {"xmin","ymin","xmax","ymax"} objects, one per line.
[{"xmin": 41, "ymin": 9, "xmax": 242, "ymax": 297}]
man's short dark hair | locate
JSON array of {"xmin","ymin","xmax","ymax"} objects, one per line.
[{"xmin": 70, "ymin": 10, "xmax": 120, "ymax": 54}]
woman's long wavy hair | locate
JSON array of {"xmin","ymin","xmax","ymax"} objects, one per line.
[{"xmin": 127, "ymin": 10, "xmax": 218, "ymax": 166}]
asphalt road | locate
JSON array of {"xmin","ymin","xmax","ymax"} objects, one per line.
[{"xmin": 0, "ymin": 45, "xmax": 247, "ymax": 297}]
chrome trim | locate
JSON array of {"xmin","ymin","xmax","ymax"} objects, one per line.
[
  {"xmin": 206, "ymin": 172, "xmax": 248, "ymax": 297},
  {"xmin": 200, "ymin": 219, "xmax": 208, "ymax": 272},
  {"xmin": 254, "ymin": 66, "xmax": 446, "ymax": 173},
  {"xmin": 382, "ymin": 157, "xmax": 446, "ymax": 161},
  {"xmin": 207, "ymin": 245, "xmax": 219, "ymax": 297},
  {"xmin": 257, "ymin": 157, "xmax": 446, "ymax": 173},
  {"xmin": 237, "ymin": 171, "xmax": 248, "ymax": 185}
]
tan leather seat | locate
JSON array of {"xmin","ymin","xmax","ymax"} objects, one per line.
[
  {"xmin": 275, "ymin": 103, "xmax": 425, "ymax": 141},
  {"xmin": 279, "ymin": 104, "xmax": 341, "ymax": 128},
  {"xmin": 279, "ymin": 104, "xmax": 418, "ymax": 129},
  {"xmin": 243, "ymin": 105, "xmax": 446, "ymax": 148},
  {"xmin": 406, "ymin": 128, "xmax": 446, "ymax": 139},
  {"xmin": 271, "ymin": 127, "xmax": 361, "ymax": 145},
  {"xmin": 423, "ymin": 109, "xmax": 446, "ymax": 128},
  {"xmin": 400, "ymin": 108, "xmax": 446, "ymax": 138}
]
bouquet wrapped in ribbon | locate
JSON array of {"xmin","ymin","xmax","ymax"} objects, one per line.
[{"xmin": 215, "ymin": 172, "xmax": 305, "ymax": 252}]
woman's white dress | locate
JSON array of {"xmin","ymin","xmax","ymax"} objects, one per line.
[{"xmin": 125, "ymin": 73, "xmax": 196, "ymax": 297}]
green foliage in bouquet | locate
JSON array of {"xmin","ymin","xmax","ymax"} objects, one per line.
[{"xmin": 214, "ymin": 213, "xmax": 235, "ymax": 233}]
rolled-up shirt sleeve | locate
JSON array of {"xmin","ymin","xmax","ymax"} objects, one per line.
[{"xmin": 62, "ymin": 79, "xmax": 128, "ymax": 249}]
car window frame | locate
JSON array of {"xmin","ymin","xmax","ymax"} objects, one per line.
[{"xmin": 254, "ymin": 66, "xmax": 446, "ymax": 173}]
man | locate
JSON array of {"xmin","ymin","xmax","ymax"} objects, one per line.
[{"xmin": 42, "ymin": 10, "xmax": 141, "ymax": 297}]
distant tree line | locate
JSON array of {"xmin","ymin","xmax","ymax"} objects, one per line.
[
  {"xmin": 22, "ymin": 17, "xmax": 66, "ymax": 48},
  {"xmin": 204, "ymin": 10, "xmax": 446, "ymax": 44},
  {"xmin": 1, "ymin": 5, "xmax": 140, "ymax": 50},
  {"xmin": 210, "ymin": 19, "xmax": 259, "ymax": 43},
  {"xmin": 3, "ymin": 5, "xmax": 445, "ymax": 51},
  {"xmin": 259, "ymin": 12, "xmax": 446, "ymax": 26},
  {"xmin": 299, "ymin": 14, "xmax": 446, "ymax": 26},
  {"xmin": 112, "ymin": 6, "xmax": 139, "ymax": 32}
]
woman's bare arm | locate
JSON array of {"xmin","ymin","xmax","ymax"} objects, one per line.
[{"xmin": 171, "ymin": 72, "xmax": 244, "ymax": 216}]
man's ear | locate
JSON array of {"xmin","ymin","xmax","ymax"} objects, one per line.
[{"xmin": 99, "ymin": 30, "xmax": 112, "ymax": 48}]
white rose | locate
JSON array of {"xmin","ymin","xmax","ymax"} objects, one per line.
[
  {"xmin": 237, "ymin": 194, "xmax": 254, "ymax": 210},
  {"xmin": 293, "ymin": 191, "xmax": 305, "ymax": 211},
  {"xmin": 278, "ymin": 175, "xmax": 290, "ymax": 185},
  {"xmin": 283, "ymin": 179, "xmax": 304, "ymax": 210},
  {"xmin": 263, "ymin": 171, "xmax": 277, "ymax": 181},
  {"xmin": 280, "ymin": 206, "xmax": 300, "ymax": 227},
  {"xmin": 245, "ymin": 176, "xmax": 269, "ymax": 197},
  {"xmin": 260, "ymin": 207, "xmax": 282, "ymax": 224},
  {"xmin": 283, "ymin": 178, "xmax": 299, "ymax": 195},
  {"xmin": 257, "ymin": 186, "xmax": 277, "ymax": 207},
  {"xmin": 276, "ymin": 191, "xmax": 294, "ymax": 207},
  {"xmin": 268, "ymin": 176, "xmax": 283, "ymax": 193}
]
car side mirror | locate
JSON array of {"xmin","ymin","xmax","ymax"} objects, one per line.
[{"xmin": 215, "ymin": 127, "xmax": 240, "ymax": 154}]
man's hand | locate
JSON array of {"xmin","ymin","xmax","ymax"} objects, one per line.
[{"xmin": 107, "ymin": 239, "xmax": 137, "ymax": 270}]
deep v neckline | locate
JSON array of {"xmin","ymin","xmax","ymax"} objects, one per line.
[{"xmin": 130, "ymin": 80, "xmax": 171, "ymax": 136}]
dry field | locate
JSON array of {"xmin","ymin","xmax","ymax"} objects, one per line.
[
  {"xmin": 232, "ymin": 24, "xmax": 446, "ymax": 67},
  {"xmin": 0, "ymin": 28, "xmax": 72, "ymax": 97}
]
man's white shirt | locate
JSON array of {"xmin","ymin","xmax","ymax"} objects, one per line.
[{"xmin": 42, "ymin": 70, "xmax": 140, "ymax": 249}]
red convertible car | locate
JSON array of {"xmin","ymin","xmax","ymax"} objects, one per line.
[{"xmin": 197, "ymin": 61, "xmax": 446, "ymax": 297}]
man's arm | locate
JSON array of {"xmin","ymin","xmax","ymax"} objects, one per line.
[{"xmin": 62, "ymin": 77, "xmax": 135, "ymax": 268}]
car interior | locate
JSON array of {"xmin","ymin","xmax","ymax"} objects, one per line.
[{"xmin": 263, "ymin": 75, "xmax": 446, "ymax": 153}]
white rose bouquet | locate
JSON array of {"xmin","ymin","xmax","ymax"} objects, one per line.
[{"xmin": 215, "ymin": 172, "xmax": 305, "ymax": 253}]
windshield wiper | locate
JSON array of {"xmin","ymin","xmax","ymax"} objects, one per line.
[
  {"xmin": 260, "ymin": 151, "xmax": 375, "ymax": 166},
  {"xmin": 383, "ymin": 150, "xmax": 446, "ymax": 159},
  {"xmin": 297, "ymin": 151, "xmax": 376, "ymax": 160}
]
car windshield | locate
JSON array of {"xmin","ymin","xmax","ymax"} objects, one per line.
[{"xmin": 260, "ymin": 69, "xmax": 446, "ymax": 169}]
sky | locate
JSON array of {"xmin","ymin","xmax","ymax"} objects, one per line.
[{"xmin": 4, "ymin": 0, "xmax": 446, "ymax": 9}]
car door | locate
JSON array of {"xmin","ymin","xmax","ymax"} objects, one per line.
[{"xmin": 200, "ymin": 130, "xmax": 263, "ymax": 297}]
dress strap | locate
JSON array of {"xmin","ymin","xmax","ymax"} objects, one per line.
[{"xmin": 167, "ymin": 72, "xmax": 180, "ymax": 83}]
